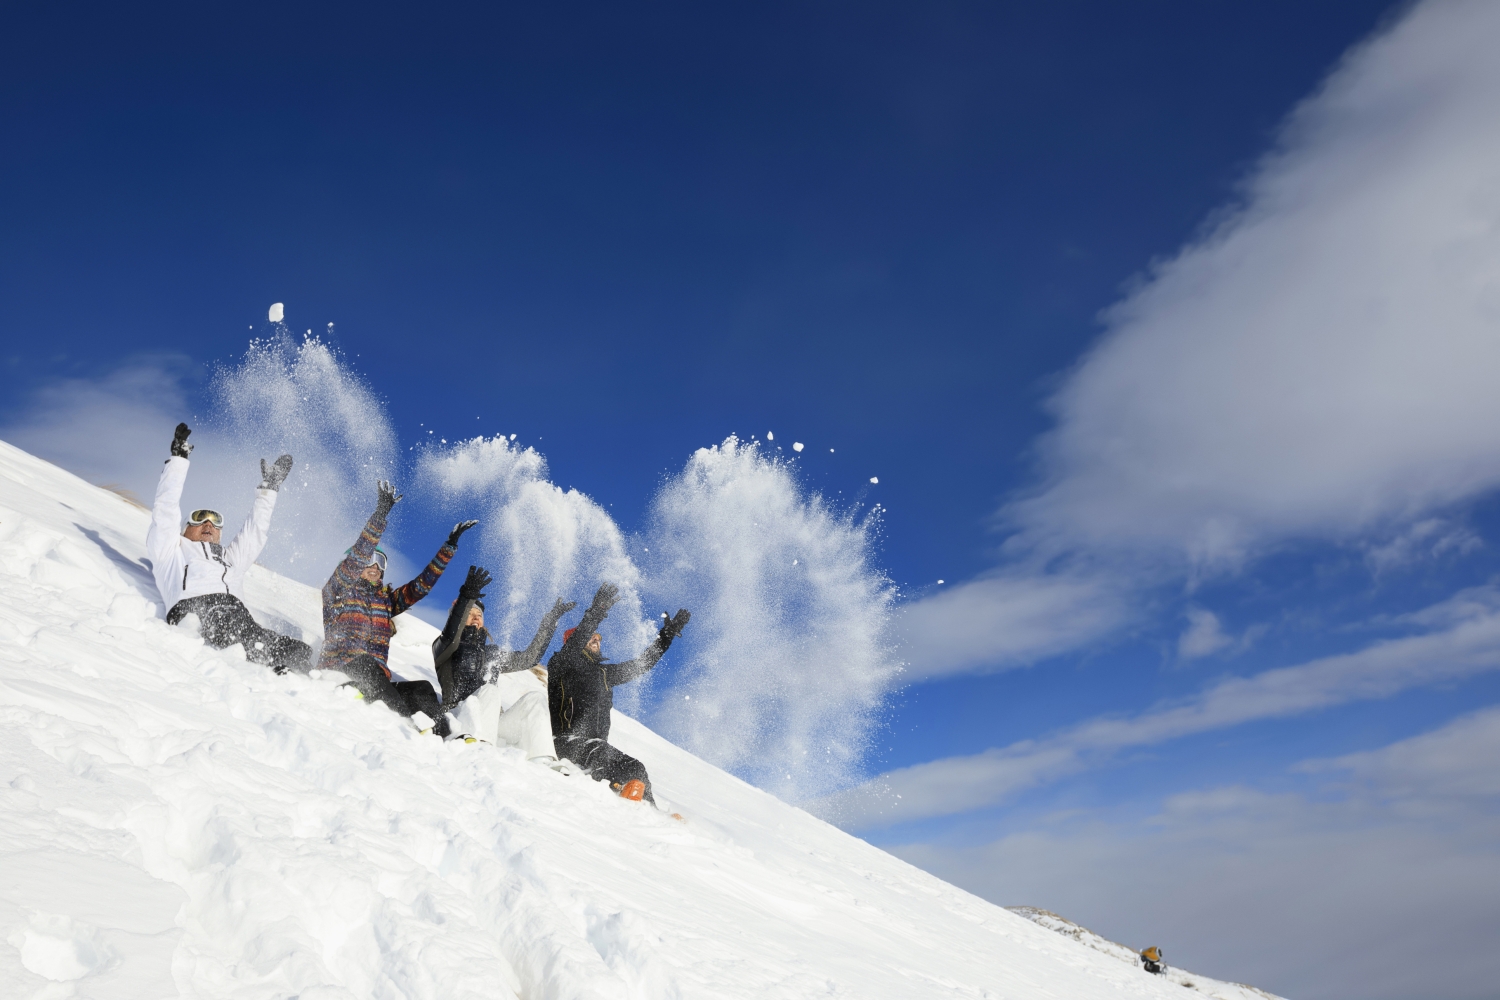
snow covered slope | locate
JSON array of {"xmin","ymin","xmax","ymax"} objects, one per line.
[
  {"xmin": 1, "ymin": 437, "xmax": 1214, "ymax": 999},
  {"xmin": 1006, "ymin": 908, "xmax": 1284, "ymax": 1000}
]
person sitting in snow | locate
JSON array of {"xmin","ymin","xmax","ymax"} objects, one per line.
[
  {"xmin": 146, "ymin": 422, "xmax": 312, "ymax": 674},
  {"xmin": 318, "ymin": 479, "xmax": 474, "ymax": 724},
  {"xmin": 430, "ymin": 564, "xmax": 573, "ymax": 762},
  {"xmin": 1140, "ymin": 946, "xmax": 1164, "ymax": 975},
  {"xmin": 547, "ymin": 582, "xmax": 690, "ymax": 804}
]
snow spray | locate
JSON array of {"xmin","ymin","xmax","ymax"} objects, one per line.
[
  {"xmin": 195, "ymin": 330, "xmax": 400, "ymax": 585},
  {"xmin": 423, "ymin": 434, "xmax": 899, "ymax": 801},
  {"xmin": 417, "ymin": 435, "xmax": 652, "ymax": 662},
  {"xmin": 641, "ymin": 437, "xmax": 900, "ymax": 801}
]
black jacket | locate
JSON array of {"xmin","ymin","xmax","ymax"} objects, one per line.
[
  {"xmin": 548, "ymin": 593, "xmax": 669, "ymax": 743},
  {"xmin": 431, "ymin": 598, "xmax": 566, "ymax": 708}
]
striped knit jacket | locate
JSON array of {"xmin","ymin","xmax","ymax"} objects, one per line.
[{"xmin": 317, "ymin": 508, "xmax": 455, "ymax": 677}]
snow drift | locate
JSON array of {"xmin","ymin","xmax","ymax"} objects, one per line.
[{"xmin": 1, "ymin": 437, "xmax": 1227, "ymax": 998}]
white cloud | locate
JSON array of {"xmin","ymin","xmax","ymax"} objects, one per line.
[
  {"xmin": 898, "ymin": 0, "xmax": 1500, "ymax": 678},
  {"xmin": 1176, "ymin": 606, "xmax": 1231, "ymax": 660},
  {"xmin": 822, "ymin": 584, "xmax": 1500, "ymax": 828},
  {"xmin": 896, "ymin": 572, "xmax": 1129, "ymax": 681},
  {"xmin": 888, "ymin": 709, "xmax": 1500, "ymax": 1000},
  {"xmin": 0, "ymin": 358, "xmax": 192, "ymax": 502},
  {"xmin": 1008, "ymin": 0, "xmax": 1500, "ymax": 569}
]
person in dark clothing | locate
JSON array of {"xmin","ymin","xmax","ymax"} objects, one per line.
[
  {"xmin": 547, "ymin": 582, "xmax": 690, "ymax": 804},
  {"xmin": 319, "ymin": 479, "xmax": 475, "ymax": 724},
  {"xmin": 146, "ymin": 421, "xmax": 312, "ymax": 674},
  {"xmin": 430, "ymin": 565, "xmax": 574, "ymax": 756}
]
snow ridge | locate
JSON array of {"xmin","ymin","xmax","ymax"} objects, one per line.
[{"xmin": 2, "ymin": 437, "xmax": 1209, "ymax": 998}]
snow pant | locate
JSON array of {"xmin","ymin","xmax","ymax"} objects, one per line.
[
  {"xmin": 1143, "ymin": 961, "xmax": 1163, "ymax": 975},
  {"xmin": 556, "ymin": 736, "xmax": 654, "ymax": 805},
  {"xmin": 335, "ymin": 654, "xmax": 443, "ymax": 724},
  {"xmin": 168, "ymin": 593, "xmax": 312, "ymax": 674},
  {"xmin": 452, "ymin": 687, "xmax": 554, "ymax": 759}
]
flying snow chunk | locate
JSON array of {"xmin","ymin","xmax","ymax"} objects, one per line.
[
  {"xmin": 268, "ymin": 302, "xmax": 284, "ymax": 323},
  {"xmin": 767, "ymin": 431, "xmax": 774, "ymax": 441},
  {"xmin": 869, "ymin": 477, "xmax": 878, "ymax": 484},
  {"xmin": 792, "ymin": 442, "xmax": 804, "ymax": 452}
]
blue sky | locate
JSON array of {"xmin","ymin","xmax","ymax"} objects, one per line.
[{"xmin": 7, "ymin": 3, "xmax": 1500, "ymax": 998}]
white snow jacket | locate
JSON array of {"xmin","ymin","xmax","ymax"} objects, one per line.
[{"xmin": 146, "ymin": 456, "xmax": 278, "ymax": 610}]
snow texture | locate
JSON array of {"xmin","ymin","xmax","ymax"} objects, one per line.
[
  {"xmin": 1006, "ymin": 909, "xmax": 1285, "ymax": 1000},
  {"xmin": 1, "ymin": 436, "xmax": 1222, "ymax": 999}
]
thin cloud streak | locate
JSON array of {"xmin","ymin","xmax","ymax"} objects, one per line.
[
  {"xmin": 824, "ymin": 584, "xmax": 1500, "ymax": 828},
  {"xmin": 896, "ymin": 572, "xmax": 1129, "ymax": 681}
]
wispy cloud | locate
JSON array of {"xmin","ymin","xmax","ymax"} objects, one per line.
[
  {"xmin": 898, "ymin": 0, "xmax": 1500, "ymax": 678},
  {"xmin": 896, "ymin": 571, "xmax": 1129, "ymax": 681},
  {"xmin": 824, "ymin": 584, "xmax": 1500, "ymax": 827}
]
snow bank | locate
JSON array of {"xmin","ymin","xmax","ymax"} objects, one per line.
[{"xmin": 1, "ymin": 436, "xmax": 1205, "ymax": 998}]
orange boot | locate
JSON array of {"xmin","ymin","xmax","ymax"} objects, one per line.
[{"xmin": 617, "ymin": 779, "xmax": 647, "ymax": 801}]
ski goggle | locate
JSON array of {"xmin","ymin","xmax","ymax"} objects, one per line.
[
  {"xmin": 187, "ymin": 509, "xmax": 223, "ymax": 527},
  {"xmin": 347, "ymin": 547, "xmax": 388, "ymax": 573}
]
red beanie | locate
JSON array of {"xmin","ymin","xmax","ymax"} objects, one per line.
[{"xmin": 564, "ymin": 627, "xmax": 577, "ymax": 643}]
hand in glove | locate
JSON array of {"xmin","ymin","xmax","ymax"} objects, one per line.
[
  {"xmin": 658, "ymin": 608, "xmax": 692, "ymax": 646},
  {"xmin": 547, "ymin": 597, "xmax": 578, "ymax": 620},
  {"xmin": 170, "ymin": 422, "xmax": 193, "ymax": 458},
  {"xmin": 458, "ymin": 564, "xmax": 492, "ymax": 602},
  {"xmin": 375, "ymin": 480, "xmax": 402, "ymax": 517},
  {"xmin": 590, "ymin": 582, "xmax": 621, "ymax": 613},
  {"xmin": 259, "ymin": 454, "xmax": 293, "ymax": 491},
  {"xmin": 446, "ymin": 519, "xmax": 479, "ymax": 547}
]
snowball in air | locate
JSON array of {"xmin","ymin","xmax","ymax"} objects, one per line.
[
  {"xmin": 937, "ymin": 579, "xmax": 945, "ymax": 584},
  {"xmin": 792, "ymin": 442, "xmax": 804, "ymax": 452},
  {"xmin": 869, "ymin": 477, "xmax": 878, "ymax": 484},
  {"xmin": 268, "ymin": 302, "xmax": 284, "ymax": 323},
  {"xmin": 766, "ymin": 431, "xmax": 774, "ymax": 440}
]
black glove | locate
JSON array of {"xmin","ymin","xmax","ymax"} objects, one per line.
[
  {"xmin": 375, "ymin": 480, "xmax": 402, "ymax": 517},
  {"xmin": 591, "ymin": 582, "xmax": 621, "ymax": 612},
  {"xmin": 458, "ymin": 564, "xmax": 491, "ymax": 602},
  {"xmin": 446, "ymin": 519, "xmax": 479, "ymax": 547},
  {"xmin": 259, "ymin": 454, "xmax": 293, "ymax": 491},
  {"xmin": 170, "ymin": 422, "xmax": 193, "ymax": 458},
  {"xmin": 658, "ymin": 608, "xmax": 691, "ymax": 646},
  {"xmin": 547, "ymin": 597, "xmax": 577, "ymax": 620}
]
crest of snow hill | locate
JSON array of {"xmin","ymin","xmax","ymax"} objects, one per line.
[{"xmin": 0, "ymin": 438, "xmax": 1281, "ymax": 998}]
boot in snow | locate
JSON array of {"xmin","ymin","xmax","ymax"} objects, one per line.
[{"xmin": 616, "ymin": 779, "xmax": 647, "ymax": 801}]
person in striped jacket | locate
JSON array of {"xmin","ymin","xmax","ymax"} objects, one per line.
[{"xmin": 318, "ymin": 478, "xmax": 476, "ymax": 722}]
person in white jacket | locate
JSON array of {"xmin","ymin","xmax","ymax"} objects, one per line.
[{"xmin": 146, "ymin": 422, "xmax": 311, "ymax": 674}]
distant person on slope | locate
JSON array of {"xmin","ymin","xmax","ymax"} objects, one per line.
[
  {"xmin": 319, "ymin": 479, "xmax": 475, "ymax": 723},
  {"xmin": 431, "ymin": 564, "xmax": 573, "ymax": 762},
  {"xmin": 146, "ymin": 422, "xmax": 312, "ymax": 674},
  {"xmin": 1140, "ymin": 946, "xmax": 1164, "ymax": 975},
  {"xmin": 547, "ymin": 582, "xmax": 690, "ymax": 804}
]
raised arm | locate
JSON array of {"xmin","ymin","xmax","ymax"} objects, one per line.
[
  {"xmin": 224, "ymin": 454, "xmax": 291, "ymax": 570},
  {"xmin": 328, "ymin": 480, "xmax": 399, "ymax": 594},
  {"xmin": 389, "ymin": 520, "xmax": 476, "ymax": 616},
  {"xmin": 433, "ymin": 565, "xmax": 491, "ymax": 669},
  {"xmin": 559, "ymin": 583, "xmax": 620, "ymax": 657},
  {"xmin": 604, "ymin": 608, "xmax": 690, "ymax": 686},
  {"xmin": 489, "ymin": 598, "xmax": 576, "ymax": 678}
]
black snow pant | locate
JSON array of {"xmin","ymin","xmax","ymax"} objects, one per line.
[
  {"xmin": 168, "ymin": 594, "xmax": 312, "ymax": 674},
  {"xmin": 556, "ymin": 736, "xmax": 654, "ymax": 805},
  {"xmin": 336, "ymin": 654, "xmax": 445, "ymax": 730}
]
